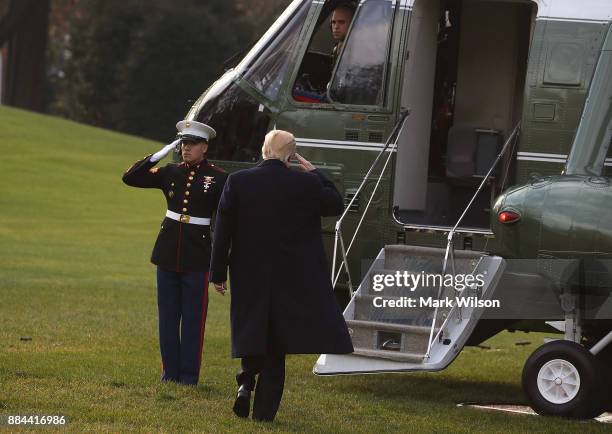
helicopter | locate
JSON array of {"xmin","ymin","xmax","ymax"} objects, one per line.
[{"xmin": 183, "ymin": 0, "xmax": 612, "ymax": 420}]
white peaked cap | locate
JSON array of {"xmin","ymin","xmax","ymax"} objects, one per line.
[{"xmin": 176, "ymin": 120, "xmax": 217, "ymax": 142}]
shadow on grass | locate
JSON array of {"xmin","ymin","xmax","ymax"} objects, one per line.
[
  {"xmin": 12, "ymin": 370, "xmax": 45, "ymax": 379},
  {"xmin": 156, "ymin": 392, "xmax": 178, "ymax": 402},
  {"xmin": 332, "ymin": 373, "xmax": 526, "ymax": 406},
  {"xmin": 151, "ymin": 380, "xmax": 223, "ymax": 401}
]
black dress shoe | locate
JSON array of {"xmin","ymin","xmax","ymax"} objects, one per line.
[{"xmin": 233, "ymin": 385, "xmax": 251, "ymax": 418}]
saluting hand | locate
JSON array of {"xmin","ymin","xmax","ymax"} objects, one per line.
[
  {"xmin": 213, "ymin": 281, "xmax": 227, "ymax": 295},
  {"xmin": 294, "ymin": 153, "xmax": 315, "ymax": 172},
  {"xmin": 150, "ymin": 138, "xmax": 181, "ymax": 162}
]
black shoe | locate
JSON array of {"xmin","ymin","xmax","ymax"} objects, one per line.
[{"xmin": 233, "ymin": 385, "xmax": 251, "ymax": 418}]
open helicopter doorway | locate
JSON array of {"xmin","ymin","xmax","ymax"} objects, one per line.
[{"xmin": 393, "ymin": 0, "xmax": 535, "ymax": 231}]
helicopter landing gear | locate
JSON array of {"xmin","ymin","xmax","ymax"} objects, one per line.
[{"xmin": 522, "ymin": 340, "xmax": 607, "ymax": 419}]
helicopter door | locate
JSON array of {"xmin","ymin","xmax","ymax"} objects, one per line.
[{"xmin": 393, "ymin": 0, "xmax": 535, "ymax": 232}]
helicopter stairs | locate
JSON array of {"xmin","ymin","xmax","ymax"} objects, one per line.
[
  {"xmin": 314, "ymin": 116, "xmax": 516, "ymax": 375},
  {"xmin": 347, "ymin": 245, "xmax": 444, "ymax": 363},
  {"xmin": 315, "ymin": 244, "xmax": 505, "ymax": 374}
]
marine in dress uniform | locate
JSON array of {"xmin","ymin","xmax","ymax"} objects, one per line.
[{"xmin": 122, "ymin": 120, "xmax": 227, "ymax": 385}]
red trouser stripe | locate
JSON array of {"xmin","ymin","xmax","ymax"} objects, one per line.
[{"xmin": 198, "ymin": 272, "xmax": 210, "ymax": 366}]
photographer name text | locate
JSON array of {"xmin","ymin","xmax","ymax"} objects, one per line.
[{"xmin": 372, "ymin": 296, "xmax": 500, "ymax": 308}]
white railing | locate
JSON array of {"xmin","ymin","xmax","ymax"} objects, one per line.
[
  {"xmin": 424, "ymin": 123, "xmax": 522, "ymax": 359},
  {"xmin": 331, "ymin": 110, "xmax": 410, "ymax": 297}
]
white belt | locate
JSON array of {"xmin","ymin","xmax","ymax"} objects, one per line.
[{"xmin": 165, "ymin": 210, "xmax": 211, "ymax": 225}]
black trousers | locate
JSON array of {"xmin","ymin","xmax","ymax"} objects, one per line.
[
  {"xmin": 156, "ymin": 268, "xmax": 209, "ymax": 385},
  {"xmin": 236, "ymin": 354, "xmax": 286, "ymax": 421}
]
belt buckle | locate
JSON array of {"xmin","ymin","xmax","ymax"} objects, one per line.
[{"xmin": 179, "ymin": 214, "xmax": 190, "ymax": 223}]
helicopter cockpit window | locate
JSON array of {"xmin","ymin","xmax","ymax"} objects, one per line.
[
  {"xmin": 291, "ymin": 1, "xmax": 357, "ymax": 104},
  {"xmin": 242, "ymin": 1, "xmax": 310, "ymax": 101},
  {"xmin": 195, "ymin": 82, "xmax": 270, "ymax": 163},
  {"xmin": 329, "ymin": 0, "xmax": 395, "ymax": 106}
]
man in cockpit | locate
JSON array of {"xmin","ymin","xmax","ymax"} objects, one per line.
[
  {"xmin": 330, "ymin": 2, "xmax": 356, "ymax": 66},
  {"xmin": 292, "ymin": 1, "xmax": 356, "ymax": 103}
]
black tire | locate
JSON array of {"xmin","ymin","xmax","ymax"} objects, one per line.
[{"xmin": 522, "ymin": 340, "xmax": 606, "ymax": 419}]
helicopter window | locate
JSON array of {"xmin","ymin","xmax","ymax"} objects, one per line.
[
  {"xmin": 242, "ymin": 1, "xmax": 310, "ymax": 101},
  {"xmin": 195, "ymin": 82, "xmax": 270, "ymax": 163},
  {"xmin": 291, "ymin": 1, "xmax": 355, "ymax": 104},
  {"xmin": 328, "ymin": 0, "xmax": 395, "ymax": 106}
]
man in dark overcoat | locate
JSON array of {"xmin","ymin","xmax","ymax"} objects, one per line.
[{"xmin": 209, "ymin": 129, "xmax": 354, "ymax": 422}]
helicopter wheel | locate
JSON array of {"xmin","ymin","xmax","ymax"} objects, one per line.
[{"xmin": 522, "ymin": 340, "xmax": 606, "ymax": 419}]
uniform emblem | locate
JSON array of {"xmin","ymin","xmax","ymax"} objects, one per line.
[
  {"xmin": 168, "ymin": 190, "xmax": 175, "ymax": 198},
  {"xmin": 149, "ymin": 167, "xmax": 159, "ymax": 174},
  {"xmin": 203, "ymin": 176, "xmax": 215, "ymax": 193}
]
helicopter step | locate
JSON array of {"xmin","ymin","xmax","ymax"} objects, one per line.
[
  {"xmin": 346, "ymin": 319, "xmax": 437, "ymax": 363},
  {"xmin": 315, "ymin": 245, "xmax": 505, "ymax": 374}
]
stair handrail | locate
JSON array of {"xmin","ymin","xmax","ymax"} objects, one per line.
[
  {"xmin": 331, "ymin": 110, "xmax": 410, "ymax": 295},
  {"xmin": 424, "ymin": 122, "xmax": 522, "ymax": 359}
]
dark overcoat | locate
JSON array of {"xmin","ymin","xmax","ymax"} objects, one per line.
[{"xmin": 209, "ymin": 159, "xmax": 354, "ymax": 357}]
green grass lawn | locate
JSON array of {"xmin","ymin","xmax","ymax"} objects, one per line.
[{"xmin": 0, "ymin": 105, "xmax": 608, "ymax": 432}]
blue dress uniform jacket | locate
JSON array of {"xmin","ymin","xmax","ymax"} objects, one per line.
[
  {"xmin": 210, "ymin": 159, "xmax": 354, "ymax": 357},
  {"xmin": 122, "ymin": 155, "xmax": 228, "ymax": 272}
]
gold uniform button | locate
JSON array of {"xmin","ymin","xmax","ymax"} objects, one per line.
[
  {"xmin": 183, "ymin": 199, "xmax": 188, "ymax": 204},
  {"xmin": 187, "ymin": 183, "xmax": 192, "ymax": 187},
  {"xmin": 189, "ymin": 176, "xmax": 194, "ymax": 181},
  {"xmin": 185, "ymin": 191, "xmax": 190, "ymax": 196},
  {"xmin": 190, "ymin": 171, "xmax": 195, "ymax": 175},
  {"xmin": 182, "ymin": 208, "xmax": 188, "ymax": 212}
]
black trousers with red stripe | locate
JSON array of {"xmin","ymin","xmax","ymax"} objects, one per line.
[{"xmin": 156, "ymin": 268, "xmax": 209, "ymax": 385}]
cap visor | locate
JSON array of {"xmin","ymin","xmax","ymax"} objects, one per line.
[{"xmin": 179, "ymin": 134, "xmax": 207, "ymax": 142}]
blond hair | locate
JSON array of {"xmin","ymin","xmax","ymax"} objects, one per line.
[{"xmin": 262, "ymin": 130, "xmax": 296, "ymax": 163}]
